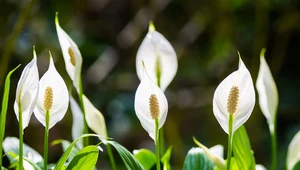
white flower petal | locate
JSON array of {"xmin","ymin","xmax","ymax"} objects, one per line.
[
  {"xmin": 34, "ymin": 54, "xmax": 69, "ymax": 129},
  {"xmin": 14, "ymin": 48, "xmax": 39, "ymax": 130},
  {"xmin": 70, "ymin": 96, "xmax": 84, "ymax": 149},
  {"xmin": 136, "ymin": 23, "xmax": 177, "ymax": 91},
  {"xmin": 134, "ymin": 65, "xmax": 168, "ymax": 141},
  {"xmin": 287, "ymin": 131, "xmax": 300, "ymax": 170},
  {"xmin": 213, "ymin": 56, "xmax": 255, "ymax": 134},
  {"xmin": 209, "ymin": 144, "xmax": 224, "ymax": 158},
  {"xmin": 55, "ymin": 14, "xmax": 82, "ymax": 93},
  {"xmin": 83, "ymin": 95, "xmax": 107, "ymax": 141},
  {"xmin": 256, "ymin": 164, "xmax": 267, "ymax": 170},
  {"xmin": 256, "ymin": 49, "xmax": 278, "ymax": 127}
]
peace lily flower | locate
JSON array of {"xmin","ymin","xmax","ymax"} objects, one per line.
[
  {"xmin": 134, "ymin": 63, "xmax": 168, "ymax": 141},
  {"xmin": 55, "ymin": 13, "xmax": 82, "ymax": 93},
  {"xmin": 82, "ymin": 95, "xmax": 107, "ymax": 141},
  {"xmin": 256, "ymin": 49, "xmax": 278, "ymax": 130},
  {"xmin": 213, "ymin": 55, "xmax": 255, "ymax": 134},
  {"xmin": 34, "ymin": 54, "xmax": 69, "ymax": 129},
  {"xmin": 287, "ymin": 131, "xmax": 300, "ymax": 170},
  {"xmin": 14, "ymin": 48, "xmax": 39, "ymax": 130},
  {"xmin": 69, "ymin": 96, "xmax": 84, "ymax": 149},
  {"xmin": 136, "ymin": 22, "xmax": 178, "ymax": 91}
]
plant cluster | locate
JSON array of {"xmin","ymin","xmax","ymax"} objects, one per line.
[{"xmin": 0, "ymin": 14, "xmax": 299, "ymax": 170}]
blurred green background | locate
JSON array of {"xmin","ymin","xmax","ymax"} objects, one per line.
[{"xmin": 1, "ymin": 0, "xmax": 300, "ymax": 169}]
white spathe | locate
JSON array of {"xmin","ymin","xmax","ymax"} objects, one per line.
[
  {"xmin": 14, "ymin": 49, "xmax": 39, "ymax": 130},
  {"xmin": 256, "ymin": 49, "xmax": 278, "ymax": 129},
  {"xmin": 136, "ymin": 23, "xmax": 177, "ymax": 91},
  {"xmin": 69, "ymin": 96, "xmax": 84, "ymax": 149},
  {"xmin": 34, "ymin": 54, "xmax": 69, "ymax": 129},
  {"xmin": 134, "ymin": 65, "xmax": 168, "ymax": 141},
  {"xmin": 83, "ymin": 95, "xmax": 107, "ymax": 141},
  {"xmin": 55, "ymin": 14, "xmax": 82, "ymax": 93},
  {"xmin": 287, "ymin": 131, "xmax": 300, "ymax": 170},
  {"xmin": 213, "ymin": 55, "xmax": 255, "ymax": 134}
]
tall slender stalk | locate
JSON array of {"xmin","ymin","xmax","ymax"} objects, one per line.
[
  {"xmin": 106, "ymin": 143, "xmax": 117, "ymax": 170},
  {"xmin": 0, "ymin": 65, "xmax": 20, "ymax": 168},
  {"xmin": 155, "ymin": 119, "xmax": 160, "ymax": 170},
  {"xmin": 43, "ymin": 110, "xmax": 50, "ymax": 170},
  {"xmin": 18, "ymin": 102, "xmax": 24, "ymax": 170},
  {"xmin": 156, "ymin": 78, "xmax": 165, "ymax": 156},
  {"xmin": 270, "ymin": 122, "xmax": 277, "ymax": 170},
  {"xmin": 226, "ymin": 114, "xmax": 233, "ymax": 170},
  {"xmin": 78, "ymin": 75, "xmax": 89, "ymax": 146}
]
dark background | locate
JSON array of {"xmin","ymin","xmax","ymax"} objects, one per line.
[{"xmin": 1, "ymin": 0, "xmax": 300, "ymax": 169}]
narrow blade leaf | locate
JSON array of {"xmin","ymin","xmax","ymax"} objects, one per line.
[
  {"xmin": 0, "ymin": 65, "xmax": 20, "ymax": 168},
  {"xmin": 54, "ymin": 134, "xmax": 98, "ymax": 170},
  {"xmin": 106, "ymin": 141, "xmax": 144, "ymax": 170}
]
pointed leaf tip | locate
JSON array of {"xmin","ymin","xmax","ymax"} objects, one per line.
[
  {"xmin": 260, "ymin": 48, "xmax": 266, "ymax": 58},
  {"xmin": 148, "ymin": 21, "xmax": 155, "ymax": 32}
]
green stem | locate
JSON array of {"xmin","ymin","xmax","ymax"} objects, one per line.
[
  {"xmin": 18, "ymin": 103, "xmax": 23, "ymax": 170},
  {"xmin": 155, "ymin": 119, "xmax": 160, "ymax": 170},
  {"xmin": 106, "ymin": 144, "xmax": 117, "ymax": 170},
  {"xmin": 226, "ymin": 114, "xmax": 233, "ymax": 170},
  {"xmin": 43, "ymin": 110, "xmax": 50, "ymax": 170},
  {"xmin": 78, "ymin": 75, "xmax": 89, "ymax": 146},
  {"xmin": 159, "ymin": 127, "xmax": 165, "ymax": 156},
  {"xmin": 270, "ymin": 123, "xmax": 277, "ymax": 170}
]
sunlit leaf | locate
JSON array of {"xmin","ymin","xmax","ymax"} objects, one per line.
[
  {"xmin": 232, "ymin": 126, "xmax": 255, "ymax": 170},
  {"xmin": 133, "ymin": 149, "xmax": 156, "ymax": 170},
  {"xmin": 66, "ymin": 146, "xmax": 99, "ymax": 170},
  {"xmin": 54, "ymin": 134, "xmax": 98, "ymax": 170}
]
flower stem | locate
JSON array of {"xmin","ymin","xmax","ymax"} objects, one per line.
[
  {"xmin": 226, "ymin": 114, "xmax": 233, "ymax": 170},
  {"xmin": 78, "ymin": 75, "xmax": 89, "ymax": 147},
  {"xmin": 270, "ymin": 123, "xmax": 277, "ymax": 170},
  {"xmin": 18, "ymin": 103, "xmax": 23, "ymax": 170},
  {"xmin": 106, "ymin": 144, "xmax": 117, "ymax": 170},
  {"xmin": 159, "ymin": 127, "xmax": 165, "ymax": 156},
  {"xmin": 43, "ymin": 110, "xmax": 50, "ymax": 170},
  {"xmin": 155, "ymin": 118, "xmax": 160, "ymax": 170}
]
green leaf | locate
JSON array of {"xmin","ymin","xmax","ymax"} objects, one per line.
[
  {"xmin": 232, "ymin": 126, "xmax": 256, "ymax": 170},
  {"xmin": 52, "ymin": 140, "xmax": 80, "ymax": 162},
  {"xmin": 293, "ymin": 161, "xmax": 300, "ymax": 170},
  {"xmin": 3, "ymin": 136, "xmax": 43, "ymax": 169},
  {"xmin": 54, "ymin": 134, "xmax": 98, "ymax": 170},
  {"xmin": 183, "ymin": 147, "xmax": 215, "ymax": 170},
  {"xmin": 0, "ymin": 65, "xmax": 20, "ymax": 168},
  {"xmin": 106, "ymin": 141, "xmax": 144, "ymax": 170},
  {"xmin": 161, "ymin": 146, "xmax": 172, "ymax": 170},
  {"xmin": 66, "ymin": 146, "xmax": 99, "ymax": 170},
  {"xmin": 133, "ymin": 149, "xmax": 156, "ymax": 170}
]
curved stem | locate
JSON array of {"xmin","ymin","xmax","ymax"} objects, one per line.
[
  {"xmin": 226, "ymin": 114, "xmax": 233, "ymax": 170},
  {"xmin": 43, "ymin": 110, "xmax": 50, "ymax": 170},
  {"xmin": 270, "ymin": 123, "xmax": 277, "ymax": 170},
  {"xmin": 106, "ymin": 144, "xmax": 117, "ymax": 170},
  {"xmin": 155, "ymin": 119, "xmax": 160, "ymax": 170},
  {"xmin": 78, "ymin": 75, "xmax": 89, "ymax": 146},
  {"xmin": 18, "ymin": 103, "xmax": 23, "ymax": 170}
]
